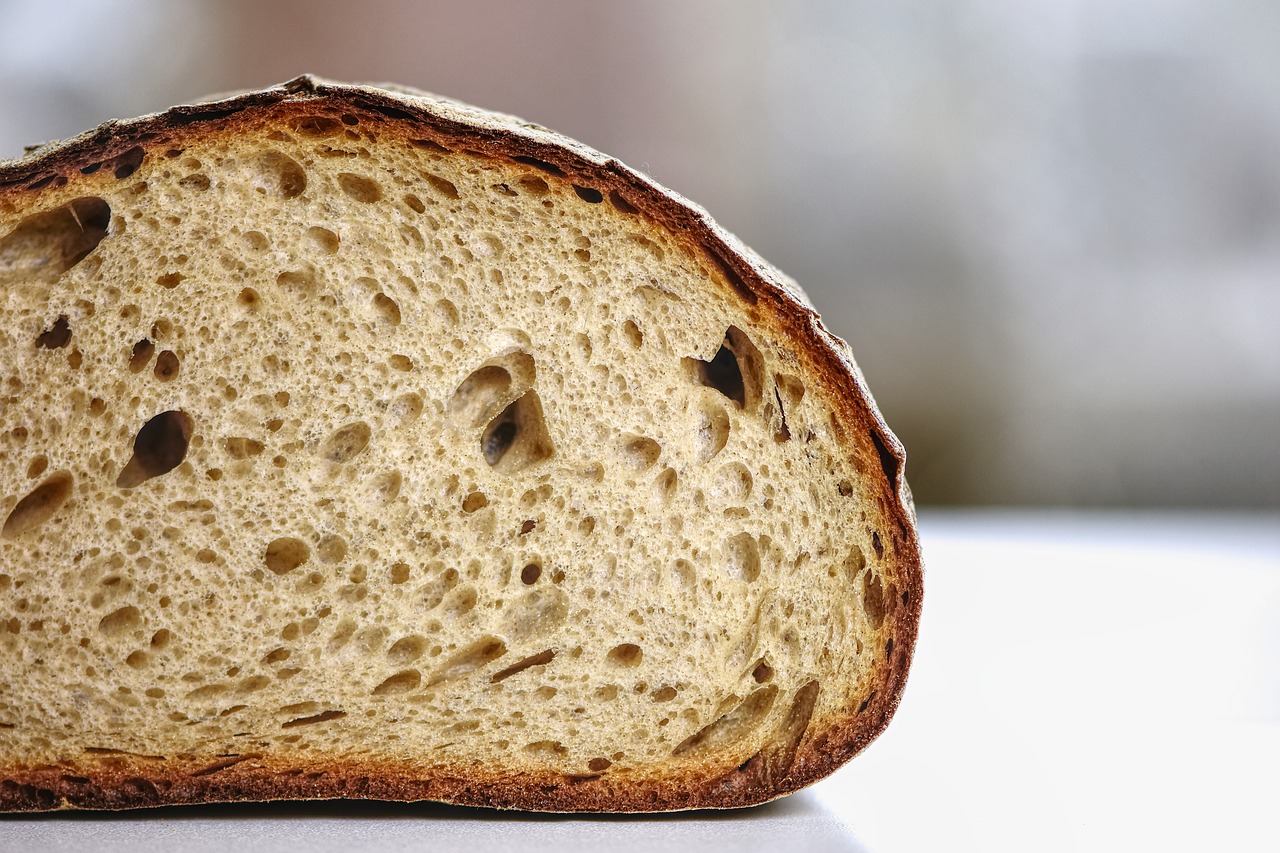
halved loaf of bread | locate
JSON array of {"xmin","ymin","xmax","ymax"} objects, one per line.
[{"xmin": 0, "ymin": 76, "xmax": 922, "ymax": 812}]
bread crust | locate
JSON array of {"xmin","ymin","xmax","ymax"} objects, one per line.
[{"xmin": 0, "ymin": 76, "xmax": 923, "ymax": 812}]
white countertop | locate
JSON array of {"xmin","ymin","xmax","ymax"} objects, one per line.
[{"xmin": 4, "ymin": 510, "xmax": 1278, "ymax": 852}]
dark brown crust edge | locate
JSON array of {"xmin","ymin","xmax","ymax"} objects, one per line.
[{"xmin": 0, "ymin": 75, "xmax": 924, "ymax": 813}]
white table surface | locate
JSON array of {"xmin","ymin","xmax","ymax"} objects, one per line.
[{"xmin": 4, "ymin": 510, "xmax": 1278, "ymax": 852}]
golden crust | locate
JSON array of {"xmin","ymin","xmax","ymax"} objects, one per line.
[{"xmin": 0, "ymin": 76, "xmax": 923, "ymax": 813}]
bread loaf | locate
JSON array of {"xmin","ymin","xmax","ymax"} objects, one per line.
[{"xmin": 0, "ymin": 76, "xmax": 922, "ymax": 812}]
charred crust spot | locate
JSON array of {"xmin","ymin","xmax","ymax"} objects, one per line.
[{"xmin": 166, "ymin": 106, "xmax": 245, "ymax": 127}]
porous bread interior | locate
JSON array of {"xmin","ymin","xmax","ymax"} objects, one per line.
[{"xmin": 0, "ymin": 106, "xmax": 898, "ymax": 782}]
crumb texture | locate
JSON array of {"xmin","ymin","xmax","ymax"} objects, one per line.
[{"xmin": 0, "ymin": 98, "xmax": 912, "ymax": 806}]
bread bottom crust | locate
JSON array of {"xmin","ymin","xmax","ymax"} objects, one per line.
[{"xmin": 0, "ymin": 688, "xmax": 907, "ymax": 813}]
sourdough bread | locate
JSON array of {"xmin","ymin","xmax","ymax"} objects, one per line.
[{"xmin": 0, "ymin": 76, "xmax": 922, "ymax": 812}]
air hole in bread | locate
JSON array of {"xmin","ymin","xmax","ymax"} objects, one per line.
[
  {"xmin": 713, "ymin": 462, "xmax": 753, "ymax": 502},
  {"xmin": 435, "ymin": 298, "xmax": 459, "ymax": 327},
  {"xmin": 369, "ymin": 470, "xmax": 403, "ymax": 506},
  {"xmin": 705, "ymin": 244, "xmax": 758, "ymax": 306},
  {"xmin": 319, "ymin": 421, "xmax": 371, "ymax": 464},
  {"xmin": 389, "ymin": 392, "xmax": 423, "ymax": 425},
  {"xmin": 606, "ymin": 643, "xmax": 643, "ymax": 668},
  {"xmin": 306, "ymin": 226, "xmax": 339, "ymax": 254},
  {"xmin": 98, "ymin": 605, "xmax": 141, "ymax": 637},
  {"xmin": 35, "ymin": 316, "xmax": 71, "ymax": 349},
  {"xmin": 511, "ymin": 155, "xmax": 564, "ymax": 176},
  {"xmin": 621, "ymin": 435, "xmax": 661, "ymax": 471},
  {"xmin": 686, "ymin": 329, "xmax": 760, "ymax": 409},
  {"xmin": 0, "ymin": 197, "xmax": 110, "ymax": 289},
  {"xmin": 751, "ymin": 659, "xmax": 774, "ymax": 683},
  {"xmin": 26, "ymin": 456, "xmax": 48, "ymax": 479},
  {"xmin": 674, "ymin": 686, "xmax": 777, "ymax": 755},
  {"xmin": 862, "ymin": 570, "xmax": 887, "ymax": 630},
  {"xmin": 410, "ymin": 138, "xmax": 450, "ymax": 153},
  {"xmin": 156, "ymin": 272, "xmax": 184, "ymax": 290},
  {"xmin": 448, "ymin": 352, "xmax": 536, "ymax": 429},
  {"xmin": 338, "ymin": 173, "xmax": 382, "ymax": 203},
  {"xmin": 112, "ymin": 147, "xmax": 146, "ymax": 180},
  {"xmin": 770, "ymin": 374, "xmax": 805, "ymax": 442},
  {"xmin": 693, "ymin": 402, "xmax": 730, "ymax": 464},
  {"xmin": 651, "ymin": 686, "xmax": 678, "ymax": 702},
  {"xmin": 841, "ymin": 546, "xmax": 866, "ymax": 583},
  {"xmin": 481, "ymin": 392, "xmax": 553, "ymax": 473},
  {"xmin": 153, "ymin": 350, "xmax": 180, "ymax": 382},
  {"xmin": 251, "ymin": 151, "xmax": 307, "ymax": 199},
  {"xmin": 178, "ymin": 172, "xmax": 211, "ymax": 191},
  {"xmin": 117, "ymin": 411, "xmax": 192, "ymax": 488},
  {"xmin": 490, "ymin": 648, "xmax": 555, "ymax": 683},
  {"xmin": 264, "ymin": 537, "xmax": 310, "ymax": 575},
  {"xmin": 3, "ymin": 471, "xmax": 74, "ymax": 538},
  {"xmin": 282, "ymin": 710, "xmax": 345, "ymax": 728},
  {"xmin": 373, "ymin": 669, "xmax": 421, "ymax": 695},
  {"xmin": 368, "ymin": 292, "xmax": 401, "ymax": 327},
  {"xmin": 572, "ymin": 185, "xmax": 603, "ymax": 204},
  {"xmin": 869, "ymin": 430, "xmax": 900, "ymax": 492},
  {"xmin": 517, "ymin": 176, "xmax": 549, "ymax": 196},
  {"xmin": 608, "ymin": 189, "xmax": 638, "ymax": 214},
  {"xmin": 503, "ymin": 588, "xmax": 568, "ymax": 643},
  {"xmin": 292, "ymin": 115, "xmax": 343, "ymax": 137},
  {"xmin": 387, "ymin": 635, "xmax": 428, "ymax": 665},
  {"xmin": 243, "ymin": 231, "xmax": 269, "ymax": 251},
  {"xmin": 225, "ymin": 437, "xmax": 265, "ymax": 460},
  {"xmin": 524, "ymin": 739, "xmax": 568, "ymax": 757},
  {"xmin": 424, "ymin": 173, "xmax": 459, "ymax": 199},
  {"xmin": 724, "ymin": 534, "xmax": 760, "ymax": 583},
  {"xmin": 237, "ymin": 288, "xmax": 261, "ymax": 310},
  {"xmin": 429, "ymin": 636, "xmax": 507, "ymax": 686},
  {"xmin": 127, "ymin": 340, "xmax": 154, "ymax": 373},
  {"xmin": 317, "ymin": 534, "xmax": 348, "ymax": 563},
  {"xmin": 655, "ymin": 467, "xmax": 679, "ymax": 504}
]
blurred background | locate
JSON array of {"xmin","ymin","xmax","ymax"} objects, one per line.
[{"xmin": 2, "ymin": 0, "xmax": 1276, "ymax": 508}]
